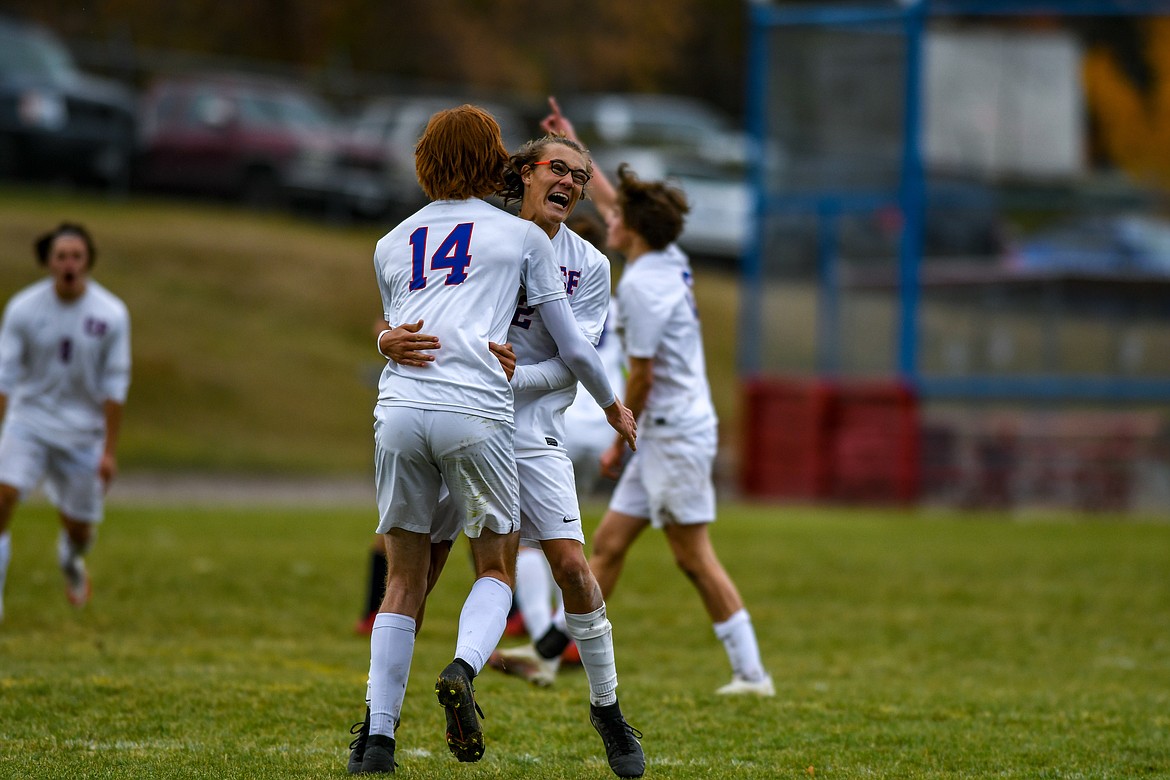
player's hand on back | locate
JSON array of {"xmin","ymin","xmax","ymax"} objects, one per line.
[
  {"xmin": 489, "ymin": 341, "xmax": 517, "ymax": 381},
  {"xmin": 380, "ymin": 320, "xmax": 440, "ymax": 367}
]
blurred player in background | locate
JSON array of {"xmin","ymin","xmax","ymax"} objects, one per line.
[
  {"xmin": 595, "ymin": 165, "xmax": 774, "ymax": 696},
  {"xmin": 347, "ymin": 105, "xmax": 636, "ymax": 776},
  {"xmin": 543, "ymin": 100, "xmax": 774, "ymax": 697},
  {"xmin": 562, "ymin": 213, "xmax": 625, "ymax": 501},
  {"xmin": 0, "ymin": 223, "xmax": 131, "ymax": 621}
]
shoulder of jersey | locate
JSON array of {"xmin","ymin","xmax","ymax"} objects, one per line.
[
  {"xmin": 560, "ymin": 227, "xmax": 608, "ymax": 263},
  {"xmin": 89, "ymin": 280, "xmax": 128, "ymax": 309},
  {"xmin": 11, "ymin": 278, "xmax": 53, "ymax": 306}
]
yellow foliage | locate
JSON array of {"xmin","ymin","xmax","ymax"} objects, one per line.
[{"xmin": 1083, "ymin": 18, "xmax": 1170, "ymax": 189}]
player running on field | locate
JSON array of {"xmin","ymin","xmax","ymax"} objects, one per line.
[{"xmin": 0, "ymin": 223, "xmax": 131, "ymax": 622}]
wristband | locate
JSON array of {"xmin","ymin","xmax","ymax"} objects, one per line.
[{"xmin": 376, "ymin": 329, "xmax": 393, "ymax": 360}]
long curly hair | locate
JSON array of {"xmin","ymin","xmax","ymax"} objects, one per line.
[
  {"xmin": 414, "ymin": 105, "xmax": 510, "ymax": 201},
  {"xmin": 501, "ymin": 135, "xmax": 593, "ymax": 209},
  {"xmin": 615, "ymin": 164, "xmax": 689, "ymax": 250}
]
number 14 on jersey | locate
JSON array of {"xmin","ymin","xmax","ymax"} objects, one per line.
[{"xmin": 409, "ymin": 223, "xmax": 474, "ymax": 291}]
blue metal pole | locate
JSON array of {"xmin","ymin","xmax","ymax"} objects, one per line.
[
  {"xmin": 816, "ymin": 202, "xmax": 842, "ymax": 374},
  {"xmin": 897, "ymin": 2, "xmax": 927, "ymax": 382},
  {"xmin": 738, "ymin": 1, "xmax": 771, "ymax": 377}
]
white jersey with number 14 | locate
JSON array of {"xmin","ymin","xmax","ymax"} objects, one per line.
[{"xmin": 374, "ymin": 198, "xmax": 566, "ymax": 424}]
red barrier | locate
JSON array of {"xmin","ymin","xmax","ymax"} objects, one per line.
[
  {"xmin": 740, "ymin": 378, "xmax": 835, "ymax": 499},
  {"xmin": 830, "ymin": 381, "xmax": 920, "ymax": 503},
  {"xmin": 740, "ymin": 377, "xmax": 921, "ymax": 504}
]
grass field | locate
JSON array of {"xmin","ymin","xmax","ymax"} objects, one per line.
[{"xmin": 1, "ymin": 499, "xmax": 1167, "ymax": 779}]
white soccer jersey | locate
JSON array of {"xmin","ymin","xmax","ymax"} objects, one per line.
[
  {"xmin": 615, "ymin": 243, "xmax": 716, "ymax": 438},
  {"xmin": 509, "ymin": 225, "xmax": 611, "ymax": 455},
  {"xmin": 0, "ymin": 278, "xmax": 131, "ymax": 444},
  {"xmin": 374, "ymin": 198, "xmax": 566, "ymax": 423}
]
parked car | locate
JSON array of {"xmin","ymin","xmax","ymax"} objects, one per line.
[
  {"xmin": 1008, "ymin": 214, "xmax": 1170, "ymax": 276},
  {"xmin": 589, "ymin": 145, "xmax": 751, "ymax": 261},
  {"xmin": 349, "ymin": 94, "xmax": 528, "ymax": 217},
  {"xmin": 556, "ymin": 92, "xmax": 750, "ymax": 168},
  {"xmin": 0, "ymin": 15, "xmax": 136, "ymax": 189},
  {"xmin": 550, "ymin": 93, "xmax": 761, "ymax": 262},
  {"xmin": 135, "ymin": 72, "xmax": 389, "ymax": 215}
]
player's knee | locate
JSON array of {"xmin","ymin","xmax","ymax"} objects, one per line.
[
  {"xmin": 671, "ymin": 549, "xmax": 705, "ymax": 582},
  {"xmin": 551, "ymin": 558, "xmax": 593, "ymax": 599},
  {"xmin": 590, "ymin": 530, "xmax": 624, "ymax": 565}
]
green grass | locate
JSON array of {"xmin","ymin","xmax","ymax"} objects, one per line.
[
  {"xmin": 0, "ymin": 185, "xmax": 749, "ymax": 476},
  {"xmin": 2, "ymin": 500, "xmax": 1168, "ymax": 779}
]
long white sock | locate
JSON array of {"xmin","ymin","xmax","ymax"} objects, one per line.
[
  {"xmin": 368, "ymin": 612, "xmax": 416, "ymax": 737},
  {"xmin": 0, "ymin": 531, "xmax": 11, "ymax": 617},
  {"xmin": 713, "ymin": 608, "xmax": 767, "ymax": 682},
  {"xmin": 514, "ymin": 548, "xmax": 554, "ymax": 640},
  {"xmin": 565, "ymin": 605, "xmax": 618, "ymax": 706},
  {"xmin": 455, "ymin": 576, "xmax": 512, "ymax": 673}
]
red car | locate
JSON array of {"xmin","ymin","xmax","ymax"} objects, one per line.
[{"xmin": 134, "ymin": 72, "xmax": 388, "ymax": 215}]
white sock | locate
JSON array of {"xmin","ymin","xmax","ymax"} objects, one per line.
[
  {"xmin": 0, "ymin": 531, "xmax": 10, "ymax": 617},
  {"xmin": 565, "ymin": 605, "xmax": 618, "ymax": 706},
  {"xmin": 455, "ymin": 576, "xmax": 512, "ymax": 673},
  {"xmin": 514, "ymin": 548, "xmax": 554, "ymax": 640},
  {"xmin": 368, "ymin": 612, "xmax": 415, "ymax": 737},
  {"xmin": 713, "ymin": 608, "xmax": 767, "ymax": 682}
]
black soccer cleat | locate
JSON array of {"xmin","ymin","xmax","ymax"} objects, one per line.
[
  {"xmin": 357, "ymin": 733, "xmax": 396, "ymax": 774},
  {"xmin": 346, "ymin": 707, "xmax": 370, "ymax": 774},
  {"xmin": 435, "ymin": 661, "xmax": 486, "ymax": 762},
  {"xmin": 590, "ymin": 700, "xmax": 645, "ymax": 778},
  {"xmin": 348, "ymin": 707, "xmax": 399, "ymax": 774}
]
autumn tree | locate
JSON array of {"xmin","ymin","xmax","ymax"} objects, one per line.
[{"xmin": 1083, "ymin": 17, "xmax": 1170, "ymax": 191}]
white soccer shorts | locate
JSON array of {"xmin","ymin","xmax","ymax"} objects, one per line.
[
  {"xmin": 608, "ymin": 425, "xmax": 718, "ymax": 528},
  {"xmin": 373, "ymin": 406, "xmax": 519, "ymax": 538},
  {"xmin": 0, "ymin": 421, "xmax": 105, "ymax": 523},
  {"xmin": 431, "ymin": 451, "xmax": 585, "ymax": 547},
  {"xmin": 431, "ymin": 482, "xmax": 462, "ymax": 544},
  {"xmin": 516, "ymin": 450, "xmax": 585, "ymax": 547}
]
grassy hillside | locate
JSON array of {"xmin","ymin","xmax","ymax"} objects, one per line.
[{"xmin": 0, "ymin": 185, "xmax": 759, "ymax": 475}]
